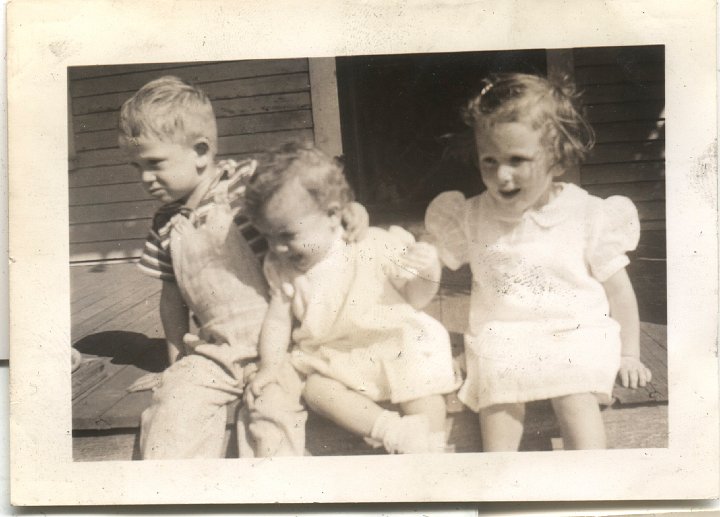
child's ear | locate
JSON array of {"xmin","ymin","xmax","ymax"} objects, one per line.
[{"xmin": 192, "ymin": 138, "xmax": 212, "ymax": 169}]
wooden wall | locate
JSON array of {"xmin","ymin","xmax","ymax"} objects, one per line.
[
  {"xmin": 68, "ymin": 59, "xmax": 314, "ymax": 263},
  {"xmin": 572, "ymin": 46, "xmax": 666, "ymax": 322}
]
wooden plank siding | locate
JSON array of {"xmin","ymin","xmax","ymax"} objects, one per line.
[
  {"xmin": 68, "ymin": 59, "xmax": 315, "ymax": 263},
  {"xmin": 574, "ymin": 45, "xmax": 666, "ymax": 323}
]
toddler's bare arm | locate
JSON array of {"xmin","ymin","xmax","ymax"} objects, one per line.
[
  {"xmin": 250, "ymin": 294, "xmax": 293, "ymax": 396},
  {"xmin": 400, "ymin": 242, "xmax": 442, "ymax": 309}
]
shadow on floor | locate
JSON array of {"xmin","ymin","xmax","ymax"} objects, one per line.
[{"xmin": 73, "ymin": 331, "xmax": 168, "ymax": 372}]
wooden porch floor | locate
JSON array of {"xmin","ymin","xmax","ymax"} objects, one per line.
[{"xmin": 71, "ymin": 261, "xmax": 669, "ymax": 461}]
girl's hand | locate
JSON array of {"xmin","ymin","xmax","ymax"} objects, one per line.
[
  {"xmin": 248, "ymin": 366, "xmax": 280, "ymax": 397},
  {"xmin": 399, "ymin": 242, "xmax": 441, "ymax": 281},
  {"xmin": 342, "ymin": 202, "xmax": 369, "ymax": 242},
  {"xmin": 618, "ymin": 356, "xmax": 652, "ymax": 389}
]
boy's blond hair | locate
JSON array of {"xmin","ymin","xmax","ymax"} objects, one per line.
[{"xmin": 118, "ymin": 75, "xmax": 218, "ymax": 152}]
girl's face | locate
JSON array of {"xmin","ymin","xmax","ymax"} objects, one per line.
[
  {"xmin": 475, "ymin": 121, "xmax": 559, "ymax": 217},
  {"xmin": 256, "ymin": 177, "xmax": 342, "ymax": 272}
]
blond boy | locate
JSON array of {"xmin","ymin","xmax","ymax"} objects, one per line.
[{"xmin": 119, "ymin": 76, "xmax": 307, "ymax": 459}]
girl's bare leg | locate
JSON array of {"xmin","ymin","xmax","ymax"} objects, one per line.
[
  {"xmin": 302, "ymin": 374, "xmax": 383, "ymax": 436},
  {"xmin": 400, "ymin": 394, "xmax": 446, "ymax": 433},
  {"xmin": 551, "ymin": 393, "xmax": 606, "ymax": 450},
  {"xmin": 479, "ymin": 402, "xmax": 526, "ymax": 452},
  {"xmin": 401, "ymin": 394, "xmax": 448, "ymax": 452}
]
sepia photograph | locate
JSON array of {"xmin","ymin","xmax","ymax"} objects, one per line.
[
  {"xmin": 8, "ymin": 0, "xmax": 717, "ymax": 506},
  {"xmin": 68, "ymin": 46, "xmax": 668, "ymax": 461}
]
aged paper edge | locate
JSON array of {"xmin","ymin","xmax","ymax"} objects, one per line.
[{"xmin": 7, "ymin": 0, "xmax": 719, "ymax": 506}]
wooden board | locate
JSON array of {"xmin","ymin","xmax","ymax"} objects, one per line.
[
  {"xmin": 573, "ymin": 46, "xmax": 664, "ymax": 67},
  {"xmin": 73, "ymin": 73, "xmax": 310, "ymax": 115},
  {"xmin": 211, "ymin": 92, "xmax": 312, "ymax": 119},
  {"xmin": 581, "ymin": 161, "xmax": 665, "ymax": 185},
  {"xmin": 70, "ymin": 239, "xmax": 147, "ymax": 263},
  {"xmin": 592, "ymin": 120, "xmax": 665, "ymax": 144},
  {"xmin": 586, "ymin": 141, "xmax": 665, "ymax": 166},
  {"xmin": 584, "ymin": 180, "xmax": 665, "ymax": 201},
  {"xmin": 73, "ymin": 398, "xmax": 668, "ymax": 459},
  {"xmin": 69, "ymin": 182, "xmax": 152, "ymax": 206},
  {"xmin": 627, "ymin": 259, "xmax": 667, "ymax": 324},
  {"xmin": 574, "ymin": 63, "xmax": 665, "ymax": 86},
  {"xmin": 636, "ymin": 230, "xmax": 666, "ymax": 259},
  {"xmin": 217, "ymin": 128, "xmax": 315, "ymax": 156},
  {"xmin": 70, "ymin": 164, "xmax": 137, "ymax": 188},
  {"xmin": 583, "ymin": 101, "xmax": 664, "ymax": 125},
  {"xmin": 70, "ymin": 199, "xmax": 160, "ymax": 225},
  {"xmin": 71, "ymin": 59, "xmax": 309, "ymax": 98},
  {"xmin": 70, "ymin": 62, "xmax": 207, "ymax": 81},
  {"xmin": 634, "ymin": 200, "xmax": 665, "ymax": 222},
  {"xmin": 580, "ymin": 81, "xmax": 664, "ymax": 105},
  {"xmin": 70, "ymin": 218, "xmax": 152, "ymax": 244},
  {"xmin": 73, "ymin": 92, "xmax": 312, "ymax": 134}
]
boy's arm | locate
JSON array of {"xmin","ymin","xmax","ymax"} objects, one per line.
[
  {"xmin": 159, "ymin": 280, "xmax": 189, "ymax": 365},
  {"xmin": 250, "ymin": 294, "xmax": 293, "ymax": 395},
  {"xmin": 603, "ymin": 268, "xmax": 652, "ymax": 388}
]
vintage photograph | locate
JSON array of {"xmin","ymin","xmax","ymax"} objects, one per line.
[
  {"xmin": 9, "ymin": 0, "xmax": 717, "ymax": 506},
  {"xmin": 69, "ymin": 46, "xmax": 668, "ymax": 461}
]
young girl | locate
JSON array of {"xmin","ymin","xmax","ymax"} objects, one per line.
[
  {"xmin": 244, "ymin": 142, "xmax": 457, "ymax": 454},
  {"xmin": 425, "ymin": 73, "xmax": 652, "ymax": 451}
]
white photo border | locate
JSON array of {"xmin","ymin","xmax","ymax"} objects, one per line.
[{"xmin": 8, "ymin": 0, "xmax": 718, "ymax": 506}]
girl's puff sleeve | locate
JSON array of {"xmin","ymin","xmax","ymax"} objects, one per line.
[
  {"xmin": 262, "ymin": 255, "xmax": 294, "ymax": 301},
  {"xmin": 425, "ymin": 191, "xmax": 469, "ymax": 270},
  {"xmin": 586, "ymin": 195, "xmax": 641, "ymax": 282}
]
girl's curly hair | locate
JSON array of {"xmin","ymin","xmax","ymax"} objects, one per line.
[
  {"xmin": 244, "ymin": 141, "xmax": 354, "ymax": 222},
  {"xmin": 463, "ymin": 73, "xmax": 595, "ymax": 170}
]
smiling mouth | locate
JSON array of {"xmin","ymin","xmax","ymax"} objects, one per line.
[{"xmin": 499, "ymin": 188, "xmax": 521, "ymax": 199}]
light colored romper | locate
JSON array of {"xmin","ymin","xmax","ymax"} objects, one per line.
[{"xmin": 264, "ymin": 226, "xmax": 458, "ymax": 404}]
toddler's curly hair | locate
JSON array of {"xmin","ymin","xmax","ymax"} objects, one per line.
[
  {"xmin": 463, "ymin": 73, "xmax": 595, "ymax": 170},
  {"xmin": 245, "ymin": 141, "xmax": 354, "ymax": 222}
]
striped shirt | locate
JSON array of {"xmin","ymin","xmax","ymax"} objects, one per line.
[{"xmin": 137, "ymin": 159, "xmax": 268, "ymax": 282}]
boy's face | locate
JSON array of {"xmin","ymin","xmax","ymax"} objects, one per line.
[{"xmin": 125, "ymin": 136, "xmax": 208, "ymax": 204}]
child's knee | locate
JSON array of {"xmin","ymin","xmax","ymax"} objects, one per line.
[{"xmin": 552, "ymin": 392, "xmax": 599, "ymax": 413}]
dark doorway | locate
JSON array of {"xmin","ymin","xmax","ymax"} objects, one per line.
[{"xmin": 336, "ymin": 49, "xmax": 548, "ymax": 220}]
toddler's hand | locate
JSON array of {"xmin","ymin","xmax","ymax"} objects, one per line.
[
  {"xmin": 398, "ymin": 242, "xmax": 440, "ymax": 280},
  {"xmin": 342, "ymin": 202, "xmax": 369, "ymax": 242},
  {"xmin": 216, "ymin": 158, "xmax": 239, "ymax": 175},
  {"xmin": 217, "ymin": 158, "xmax": 257, "ymax": 182},
  {"xmin": 127, "ymin": 372, "xmax": 163, "ymax": 393},
  {"xmin": 618, "ymin": 356, "xmax": 652, "ymax": 389},
  {"xmin": 248, "ymin": 366, "xmax": 280, "ymax": 397}
]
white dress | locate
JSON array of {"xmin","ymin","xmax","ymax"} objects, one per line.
[
  {"xmin": 263, "ymin": 226, "xmax": 458, "ymax": 404},
  {"xmin": 425, "ymin": 183, "xmax": 640, "ymax": 411}
]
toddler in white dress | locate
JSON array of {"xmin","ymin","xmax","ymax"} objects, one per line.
[
  {"xmin": 244, "ymin": 142, "xmax": 457, "ymax": 454},
  {"xmin": 425, "ymin": 73, "xmax": 652, "ymax": 451}
]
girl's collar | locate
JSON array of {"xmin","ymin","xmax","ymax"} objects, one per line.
[{"xmin": 483, "ymin": 182, "xmax": 587, "ymax": 227}]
